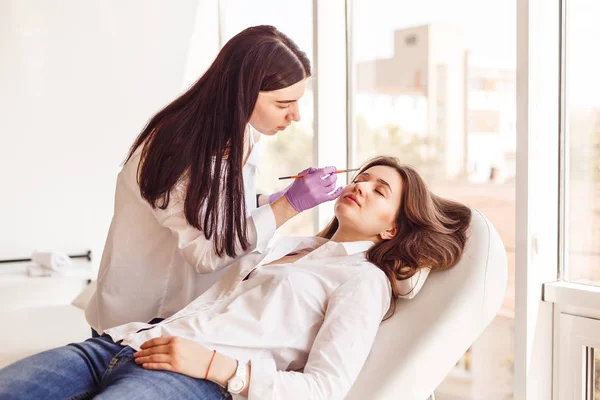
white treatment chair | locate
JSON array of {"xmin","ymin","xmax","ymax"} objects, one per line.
[{"xmin": 347, "ymin": 208, "xmax": 508, "ymax": 400}]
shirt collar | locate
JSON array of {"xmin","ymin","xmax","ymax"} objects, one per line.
[
  {"xmin": 316, "ymin": 239, "xmax": 374, "ymax": 257},
  {"xmin": 243, "ymin": 124, "xmax": 260, "ymax": 169},
  {"xmin": 245, "ymin": 142, "xmax": 260, "ymax": 169},
  {"xmin": 262, "ymin": 236, "xmax": 374, "ymax": 265},
  {"xmin": 338, "ymin": 240, "xmax": 375, "ymax": 255}
]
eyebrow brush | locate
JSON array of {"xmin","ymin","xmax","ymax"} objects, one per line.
[{"xmin": 278, "ymin": 168, "xmax": 360, "ymax": 180}]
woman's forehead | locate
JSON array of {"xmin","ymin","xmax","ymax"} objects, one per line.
[
  {"xmin": 259, "ymin": 78, "xmax": 307, "ymax": 100},
  {"xmin": 360, "ymin": 165, "xmax": 401, "ymax": 186}
]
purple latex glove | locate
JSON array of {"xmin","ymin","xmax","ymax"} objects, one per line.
[
  {"xmin": 268, "ymin": 188, "xmax": 288, "ymax": 204},
  {"xmin": 283, "ymin": 166, "xmax": 344, "ymax": 212}
]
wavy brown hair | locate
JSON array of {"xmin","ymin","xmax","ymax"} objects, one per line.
[
  {"xmin": 125, "ymin": 26, "xmax": 311, "ymax": 258},
  {"xmin": 318, "ymin": 157, "xmax": 472, "ymax": 316}
]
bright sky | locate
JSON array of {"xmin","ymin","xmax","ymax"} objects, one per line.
[
  {"xmin": 567, "ymin": 0, "xmax": 600, "ymax": 108},
  {"xmin": 220, "ymin": 0, "xmax": 600, "ymax": 108},
  {"xmin": 352, "ymin": 0, "xmax": 516, "ymax": 66},
  {"xmin": 221, "ymin": 0, "xmax": 516, "ymax": 64}
]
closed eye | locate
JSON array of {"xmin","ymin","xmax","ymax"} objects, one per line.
[
  {"xmin": 353, "ymin": 179, "xmax": 385, "ymax": 197},
  {"xmin": 276, "ymin": 100, "xmax": 296, "ymax": 109}
]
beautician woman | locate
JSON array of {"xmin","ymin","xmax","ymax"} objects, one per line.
[{"xmin": 85, "ymin": 25, "xmax": 342, "ymax": 334}]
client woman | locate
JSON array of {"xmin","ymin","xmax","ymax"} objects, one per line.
[{"xmin": 0, "ymin": 156, "xmax": 472, "ymax": 400}]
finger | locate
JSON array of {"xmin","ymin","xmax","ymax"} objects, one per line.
[
  {"xmin": 298, "ymin": 167, "xmax": 317, "ymax": 175},
  {"xmin": 135, "ymin": 354, "xmax": 171, "ymax": 364},
  {"xmin": 327, "ymin": 187, "xmax": 344, "ymax": 200},
  {"xmin": 134, "ymin": 345, "xmax": 171, "ymax": 357},
  {"xmin": 141, "ymin": 362, "xmax": 174, "ymax": 372},
  {"xmin": 321, "ymin": 166, "xmax": 337, "ymax": 175},
  {"xmin": 305, "ymin": 167, "xmax": 326, "ymax": 176},
  {"xmin": 319, "ymin": 174, "xmax": 337, "ymax": 187},
  {"xmin": 322, "ymin": 182, "xmax": 337, "ymax": 193},
  {"xmin": 139, "ymin": 336, "xmax": 172, "ymax": 349}
]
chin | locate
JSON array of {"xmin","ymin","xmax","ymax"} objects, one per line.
[
  {"xmin": 334, "ymin": 202, "xmax": 356, "ymax": 220},
  {"xmin": 259, "ymin": 129, "xmax": 278, "ymax": 136}
]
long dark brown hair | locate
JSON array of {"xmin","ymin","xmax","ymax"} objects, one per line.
[
  {"xmin": 318, "ymin": 157, "xmax": 472, "ymax": 315},
  {"xmin": 125, "ymin": 26, "xmax": 311, "ymax": 257}
]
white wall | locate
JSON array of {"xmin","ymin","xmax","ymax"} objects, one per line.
[{"xmin": 0, "ymin": 1, "xmax": 219, "ymax": 268}]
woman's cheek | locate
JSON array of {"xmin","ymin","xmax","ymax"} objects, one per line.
[{"xmin": 377, "ymin": 204, "xmax": 395, "ymax": 223}]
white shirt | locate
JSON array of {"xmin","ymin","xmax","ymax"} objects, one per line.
[
  {"xmin": 86, "ymin": 125, "xmax": 276, "ymax": 333},
  {"xmin": 105, "ymin": 236, "xmax": 392, "ymax": 400}
]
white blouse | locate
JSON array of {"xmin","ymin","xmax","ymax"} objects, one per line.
[
  {"xmin": 86, "ymin": 126, "xmax": 276, "ymax": 333},
  {"xmin": 105, "ymin": 236, "xmax": 392, "ymax": 400}
]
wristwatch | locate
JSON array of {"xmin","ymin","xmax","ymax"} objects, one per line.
[{"xmin": 227, "ymin": 360, "xmax": 248, "ymax": 394}]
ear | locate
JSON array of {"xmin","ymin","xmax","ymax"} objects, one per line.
[{"xmin": 379, "ymin": 223, "xmax": 398, "ymax": 241}]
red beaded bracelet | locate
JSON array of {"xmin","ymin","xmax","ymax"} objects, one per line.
[{"xmin": 205, "ymin": 350, "xmax": 217, "ymax": 380}]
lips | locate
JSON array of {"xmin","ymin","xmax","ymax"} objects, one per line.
[{"xmin": 344, "ymin": 194, "xmax": 361, "ymax": 207}]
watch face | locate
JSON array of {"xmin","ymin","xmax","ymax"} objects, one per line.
[{"xmin": 229, "ymin": 377, "xmax": 244, "ymax": 393}]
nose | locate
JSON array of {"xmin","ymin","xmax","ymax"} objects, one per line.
[
  {"xmin": 286, "ymin": 102, "xmax": 301, "ymax": 122},
  {"xmin": 353, "ymin": 181, "xmax": 364, "ymax": 197}
]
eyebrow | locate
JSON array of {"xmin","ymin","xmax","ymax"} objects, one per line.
[{"xmin": 358, "ymin": 172, "xmax": 393, "ymax": 193}]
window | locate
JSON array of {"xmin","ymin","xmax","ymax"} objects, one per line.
[
  {"xmin": 564, "ymin": 0, "xmax": 600, "ymax": 285},
  {"xmin": 219, "ymin": 0, "xmax": 316, "ymax": 236},
  {"xmin": 405, "ymin": 34, "xmax": 418, "ymax": 46},
  {"xmin": 557, "ymin": 313, "xmax": 600, "ymax": 399},
  {"xmin": 349, "ymin": 1, "xmax": 516, "ymax": 398}
]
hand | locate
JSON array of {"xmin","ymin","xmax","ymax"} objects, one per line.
[
  {"xmin": 134, "ymin": 336, "xmax": 214, "ymax": 379},
  {"xmin": 284, "ymin": 166, "xmax": 343, "ymax": 212}
]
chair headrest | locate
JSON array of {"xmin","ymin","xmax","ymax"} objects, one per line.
[{"xmin": 347, "ymin": 208, "xmax": 508, "ymax": 400}]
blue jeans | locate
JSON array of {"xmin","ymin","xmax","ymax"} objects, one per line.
[{"xmin": 0, "ymin": 335, "xmax": 232, "ymax": 400}]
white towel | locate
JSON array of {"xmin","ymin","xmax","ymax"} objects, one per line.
[
  {"xmin": 27, "ymin": 265, "xmax": 55, "ymax": 277},
  {"xmin": 29, "ymin": 251, "xmax": 72, "ymax": 276}
]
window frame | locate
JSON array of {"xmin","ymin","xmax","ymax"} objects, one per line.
[
  {"xmin": 312, "ymin": 0, "xmax": 349, "ymax": 228},
  {"xmin": 515, "ymin": 0, "xmax": 561, "ymax": 398},
  {"xmin": 541, "ymin": 0, "xmax": 600, "ymax": 399}
]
